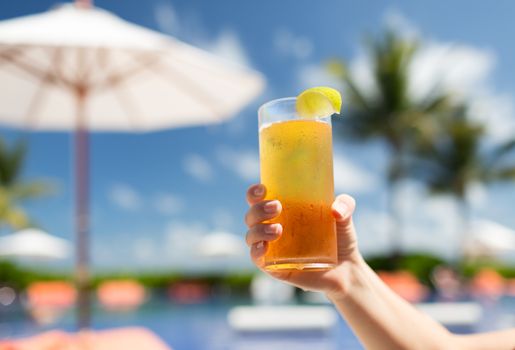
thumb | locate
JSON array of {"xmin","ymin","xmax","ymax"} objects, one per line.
[{"xmin": 331, "ymin": 194, "xmax": 358, "ymax": 259}]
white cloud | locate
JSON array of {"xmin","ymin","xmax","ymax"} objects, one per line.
[
  {"xmin": 395, "ymin": 181, "xmax": 461, "ymax": 258},
  {"xmin": 206, "ymin": 29, "xmax": 252, "ymax": 68},
  {"xmin": 468, "ymin": 93, "xmax": 515, "ymax": 142},
  {"xmin": 108, "ymin": 184, "xmax": 141, "ymax": 211},
  {"xmin": 216, "ymin": 147, "xmax": 259, "ymax": 182},
  {"xmin": 466, "ymin": 182, "xmax": 488, "ymax": 210},
  {"xmin": 410, "ymin": 41, "xmax": 515, "ymax": 142},
  {"xmin": 403, "ymin": 195, "xmax": 461, "ymax": 258},
  {"xmin": 333, "ymin": 151, "xmax": 378, "ymax": 193},
  {"xmin": 404, "ymin": 12, "xmax": 515, "ymax": 142},
  {"xmin": 183, "ymin": 153, "xmax": 214, "ymax": 183},
  {"xmin": 342, "ymin": 36, "xmax": 498, "ymax": 111},
  {"xmin": 154, "ymin": 4, "xmax": 252, "ymax": 69},
  {"xmin": 393, "ymin": 180, "xmax": 424, "ymax": 216},
  {"xmin": 408, "ymin": 43, "xmax": 495, "ymax": 103},
  {"xmin": 274, "ymin": 29, "xmax": 313, "ymax": 60},
  {"xmin": 153, "ymin": 193, "xmax": 184, "ymax": 215},
  {"xmin": 354, "ymin": 181, "xmax": 463, "ymax": 259},
  {"xmin": 347, "ymin": 53, "xmax": 379, "ymax": 99}
]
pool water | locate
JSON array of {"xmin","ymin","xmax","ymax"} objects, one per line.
[
  {"xmin": 1, "ymin": 298, "xmax": 363, "ymax": 349},
  {"xmin": 2, "ymin": 296, "xmax": 515, "ymax": 349}
]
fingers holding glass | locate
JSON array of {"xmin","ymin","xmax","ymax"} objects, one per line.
[
  {"xmin": 244, "ymin": 200, "xmax": 282, "ymax": 227},
  {"xmin": 246, "ymin": 184, "xmax": 266, "ymax": 206}
]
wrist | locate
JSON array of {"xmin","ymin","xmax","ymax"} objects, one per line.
[{"xmin": 325, "ymin": 253, "xmax": 367, "ymax": 302}]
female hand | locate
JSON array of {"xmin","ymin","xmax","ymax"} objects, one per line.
[{"xmin": 245, "ymin": 184, "xmax": 362, "ymax": 299}]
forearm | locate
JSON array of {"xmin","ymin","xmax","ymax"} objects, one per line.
[
  {"xmin": 327, "ymin": 256, "xmax": 454, "ymax": 350},
  {"xmin": 454, "ymin": 329, "xmax": 515, "ymax": 350}
]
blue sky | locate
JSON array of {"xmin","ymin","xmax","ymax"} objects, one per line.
[{"xmin": 1, "ymin": 0, "xmax": 515, "ymax": 271}]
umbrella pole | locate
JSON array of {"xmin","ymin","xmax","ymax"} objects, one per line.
[
  {"xmin": 75, "ymin": 91, "xmax": 91, "ymax": 330},
  {"xmin": 76, "ymin": 0, "xmax": 93, "ymax": 9}
]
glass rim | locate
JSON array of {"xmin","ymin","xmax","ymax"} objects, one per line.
[
  {"xmin": 258, "ymin": 96, "xmax": 334, "ymax": 125},
  {"xmin": 258, "ymin": 96, "xmax": 296, "ymax": 116}
]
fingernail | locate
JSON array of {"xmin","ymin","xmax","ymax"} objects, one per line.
[
  {"xmin": 256, "ymin": 241, "xmax": 264, "ymax": 250},
  {"xmin": 254, "ymin": 185, "xmax": 264, "ymax": 197},
  {"xmin": 265, "ymin": 224, "xmax": 280, "ymax": 234},
  {"xmin": 263, "ymin": 201, "xmax": 279, "ymax": 213},
  {"xmin": 334, "ymin": 200, "xmax": 348, "ymax": 217}
]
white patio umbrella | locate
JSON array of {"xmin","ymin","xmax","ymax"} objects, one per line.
[
  {"xmin": 0, "ymin": 0, "xmax": 264, "ymax": 329},
  {"xmin": 464, "ymin": 219, "xmax": 515, "ymax": 259},
  {"xmin": 0, "ymin": 228, "xmax": 71, "ymax": 260}
]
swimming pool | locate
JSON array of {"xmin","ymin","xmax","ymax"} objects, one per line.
[
  {"xmin": 2, "ymin": 296, "xmax": 515, "ymax": 349},
  {"xmin": 1, "ymin": 297, "xmax": 363, "ymax": 349}
]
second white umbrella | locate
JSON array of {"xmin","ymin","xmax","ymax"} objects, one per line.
[{"xmin": 0, "ymin": 228, "xmax": 71, "ymax": 260}]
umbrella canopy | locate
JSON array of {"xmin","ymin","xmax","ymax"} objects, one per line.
[
  {"xmin": 0, "ymin": 4, "xmax": 264, "ymax": 131},
  {"xmin": 464, "ymin": 219, "xmax": 515, "ymax": 258},
  {"xmin": 0, "ymin": 228, "xmax": 71, "ymax": 260}
]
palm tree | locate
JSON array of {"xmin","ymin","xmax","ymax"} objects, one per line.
[
  {"xmin": 0, "ymin": 138, "xmax": 53, "ymax": 230},
  {"xmin": 412, "ymin": 105, "xmax": 515, "ymax": 255},
  {"xmin": 328, "ymin": 30, "xmax": 451, "ymax": 256}
]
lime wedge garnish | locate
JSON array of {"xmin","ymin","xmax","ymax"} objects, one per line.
[{"xmin": 296, "ymin": 87, "xmax": 342, "ymax": 118}]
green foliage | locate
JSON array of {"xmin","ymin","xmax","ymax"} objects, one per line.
[
  {"xmin": 0, "ymin": 260, "xmax": 68, "ymax": 290},
  {"xmin": 93, "ymin": 272, "xmax": 182, "ymax": 289},
  {"xmin": 397, "ymin": 253, "xmax": 446, "ymax": 286},
  {"xmin": 329, "ymin": 29, "xmax": 515, "ymax": 261},
  {"xmin": 0, "ymin": 139, "xmax": 27, "ymax": 187},
  {"xmin": 221, "ymin": 273, "xmax": 254, "ymax": 287},
  {"xmin": 328, "ymin": 30, "xmax": 450, "ymax": 183},
  {"xmin": 327, "ymin": 30, "xmax": 455, "ymax": 258},
  {"xmin": 460, "ymin": 260, "xmax": 515, "ymax": 279},
  {"xmin": 366, "ymin": 252, "xmax": 445, "ymax": 287},
  {"xmin": 1, "ymin": 262, "xmax": 256, "ymax": 294},
  {"xmin": 0, "ymin": 138, "xmax": 54, "ymax": 230},
  {"xmin": 329, "ymin": 27, "xmax": 515, "ymax": 196},
  {"xmin": 366, "ymin": 253, "xmax": 515, "ymax": 289},
  {"xmin": 219, "ymin": 273, "xmax": 255, "ymax": 294}
]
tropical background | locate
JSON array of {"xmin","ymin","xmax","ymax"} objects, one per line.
[{"xmin": 1, "ymin": 0, "xmax": 515, "ymax": 349}]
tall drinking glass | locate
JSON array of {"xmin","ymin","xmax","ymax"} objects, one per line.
[{"xmin": 258, "ymin": 97, "xmax": 337, "ymax": 271}]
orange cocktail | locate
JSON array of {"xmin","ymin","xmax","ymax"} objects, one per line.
[{"xmin": 258, "ymin": 97, "xmax": 337, "ymax": 271}]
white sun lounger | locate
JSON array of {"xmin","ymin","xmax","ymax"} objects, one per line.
[
  {"xmin": 227, "ymin": 305, "xmax": 338, "ymax": 333},
  {"xmin": 416, "ymin": 302, "xmax": 483, "ymax": 326}
]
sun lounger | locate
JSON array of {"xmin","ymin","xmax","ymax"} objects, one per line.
[
  {"xmin": 0, "ymin": 327, "xmax": 172, "ymax": 350},
  {"xmin": 416, "ymin": 302, "xmax": 483, "ymax": 327},
  {"xmin": 227, "ymin": 305, "xmax": 338, "ymax": 333}
]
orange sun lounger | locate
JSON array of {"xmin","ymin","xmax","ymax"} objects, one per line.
[{"xmin": 0, "ymin": 327, "xmax": 172, "ymax": 350}]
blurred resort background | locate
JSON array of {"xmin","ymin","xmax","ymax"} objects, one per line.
[{"xmin": 1, "ymin": 0, "xmax": 515, "ymax": 349}]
